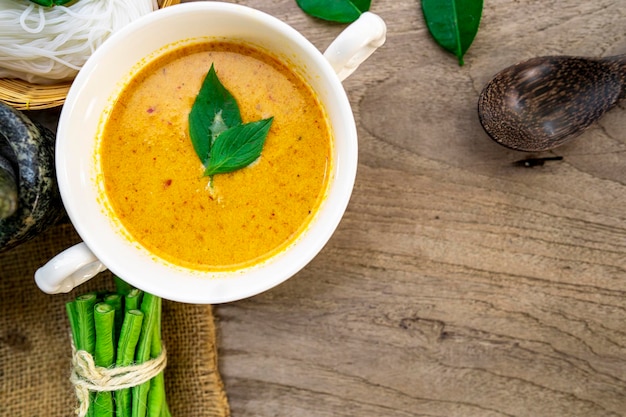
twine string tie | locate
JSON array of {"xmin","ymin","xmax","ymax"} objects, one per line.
[{"xmin": 70, "ymin": 346, "xmax": 167, "ymax": 417}]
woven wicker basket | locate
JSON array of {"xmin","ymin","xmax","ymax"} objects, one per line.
[{"xmin": 0, "ymin": 0, "xmax": 181, "ymax": 110}]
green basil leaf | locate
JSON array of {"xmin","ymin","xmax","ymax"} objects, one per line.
[
  {"xmin": 421, "ymin": 0, "xmax": 483, "ymax": 66},
  {"xmin": 204, "ymin": 117, "xmax": 274, "ymax": 176},
  {"xmin": 347, "ymin": 0, "xmax": 371, "ymax": 13},
  {"xmin": 27, "ymin": 0, "xmax": 54, "ymax": 5},
  {"xmin": 295, "ymin": 0, "xmax": 371, "ymax": 23},
  {"xmin": 188, "ymin": 64, "xmax": 242, "ymax": 164}
]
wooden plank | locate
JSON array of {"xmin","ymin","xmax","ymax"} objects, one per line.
[{"xmin": 194, "ymin": 0, "xmax": 626, "ymax": 415}]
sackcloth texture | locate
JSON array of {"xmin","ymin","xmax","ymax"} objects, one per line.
[{"xmin": 0, "ymin": 223, "xmax": 231, "ymax": 417}]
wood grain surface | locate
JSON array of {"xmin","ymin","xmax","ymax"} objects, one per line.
[{"xmin": 204, "ymin": 1, "xmax": 626, "ymax": 416}]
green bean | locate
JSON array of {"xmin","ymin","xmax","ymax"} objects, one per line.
[
  {"xmin": 66, "ymin": 301, "xmax": 80, "ymax": 351},
  {"xmin": 125, "ymin": 289, "xmax": 143, "ymax": 313},
  {"xmin": 159, "ymin": 401, "xmax": 171, "ymax": 417},
  {"xmin": 66, "ymin": 293, "xmax": 98, "ymax": 417},
  {"xmin": 131, "ymin": 294, "xmax": 160, "ymax": 417},
  {"xmin": 94, "ymin": 303, "xmax": 115, "ymax": 417},
  {"xmin": 73, "ymin": 293, "xmax": 97, "ymax": 352},
  {"xmin": 146, "ymin": 297, "xmax": 168, "ymax": 417},
  {"xmin": 103, "ymin": 293, "xmax": 123, "ymax": 342},
  {"xmin": 114, "ymin": 276, "xmax": 134, "ymax": 297},
  {"xmin": 146, "ymin": 373, "xmax": 164, "ymax": 417},
  {"xmin": 115, "ymin": 310, "xmax": 144, "ymax": 417},
  {"xmin": 94, "ymin": 302, "xmax": 115, "ymax": 364}
]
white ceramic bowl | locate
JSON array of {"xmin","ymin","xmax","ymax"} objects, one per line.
[{"xmin": 35, "ymin": 2, "xmax": 386, "ymax": 303}]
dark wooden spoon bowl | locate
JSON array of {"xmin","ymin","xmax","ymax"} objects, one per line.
[{"xmin": 478, "ymin": 54, "xmax": 626, "ymax": 152}]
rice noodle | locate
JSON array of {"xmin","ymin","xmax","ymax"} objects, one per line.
[{"xmin": 0, "ymin": 0, "xmax": 158, "ymax": 84}]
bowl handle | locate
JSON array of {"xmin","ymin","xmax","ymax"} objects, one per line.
[
  {"xmin": 35, "ymin": 242, "xmax": 107, "ymax": 294},
  {"xmin": 323, "ymin": 12, "xmax": 387, "ymax": 82}
]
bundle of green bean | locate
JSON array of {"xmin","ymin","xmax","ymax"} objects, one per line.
[{"xmin": 65, "ymin": 278, "xmax": 170, "ymax": 417}]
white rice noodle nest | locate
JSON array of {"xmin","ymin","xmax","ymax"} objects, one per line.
[{"xmin": 0, "ymin": 0, "xmax": 158, "ymax": 84}]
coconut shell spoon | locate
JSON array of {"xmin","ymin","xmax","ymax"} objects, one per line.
[{"xmin": 478, "ymin": 54, "xmax": 626, "ymax": 151}]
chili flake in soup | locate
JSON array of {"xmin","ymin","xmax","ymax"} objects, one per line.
[{"xmin": 99, "ymin": 42, "xmax": 332, "ymax": 271}]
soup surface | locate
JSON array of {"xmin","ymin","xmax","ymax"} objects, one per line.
[{"xmin": 99, "ymin": 41, "xmax": 332, "ymax": 271}]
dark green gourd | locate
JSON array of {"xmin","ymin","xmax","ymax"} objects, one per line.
[
  {"xmin": 0, "ymin": 102, "xmax": 64, "ymax": 252},
  {"xmin": 0, "ymin": 145, "xmax": 17, "ymax": 219}
]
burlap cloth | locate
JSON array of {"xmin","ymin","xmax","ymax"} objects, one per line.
[{"xmin": 0, "ymin": 223, "xmax": 231, "ymax": 417}]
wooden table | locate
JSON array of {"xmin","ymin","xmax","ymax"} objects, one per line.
[{"xmin": 206, "ymin": 1, "xmax": 626, "ymax": 416}]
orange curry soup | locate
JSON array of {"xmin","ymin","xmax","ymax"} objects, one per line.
[{"xmin": 98, "ymin": 41, "xmax": 332, "ymax": 271}]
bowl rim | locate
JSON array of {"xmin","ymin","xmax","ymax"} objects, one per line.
[{"xmin": 55, "ymin": 1, "xmax": 358, "ymax": 303}]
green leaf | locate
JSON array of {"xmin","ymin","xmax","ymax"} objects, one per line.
[
  {"xmin": 27, "ymin": 0, "xmax": 75, "ymax": 6},
  {"xmin": 295, "ymin": 0, "xmax": 371, "ymax": 23},
  {"xmin": 204, "ymin": 118, "xmax": 274, "ymax": 176},
  {"xmin": 189, "ymin": 63, "xmax": 274, "ymax": 180},
  {"xmin": 421, "ymin": 0, "xmax": 483, "ymax": 66},
  {"xmin": 188, "ymin": 64, "xmax": 242, "ymax": 164}
]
